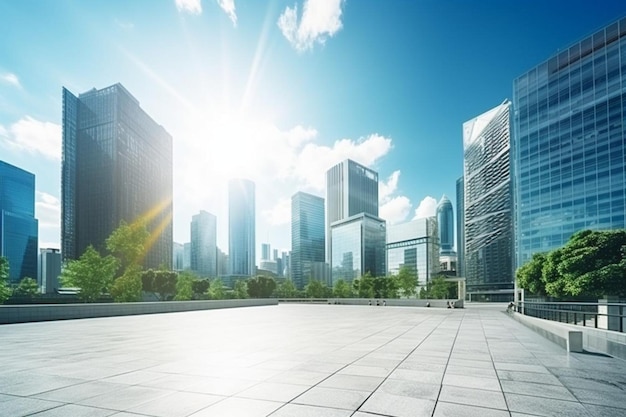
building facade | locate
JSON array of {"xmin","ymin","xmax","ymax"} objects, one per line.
[
  {"xmin": 39, "ymin": 248, "xmax": 61, "ymax": 294},
  {"xmin": 61, "ymin": 84, "xmax": 173, "ymax": 268},
  {"xmin": 456, "ymin": 176, "xmax": 465, "ymax": 278},
  {"xmin": 513, "ymin": 17, "xmax": 626, "ymax": 270},
  {"xmin": 0, "ymin": 161, "xmax": 38, "ymax": 283},
  {"xmin": 228, "ymin": 178, "xmax": 255, "ymax": 276},
  {"xmin": 437, "ymin": 195, "xmax": 455, "ymax": 256},
  {"xmin": 386, "ymin": 217, "xmax": 440, "ymax": 291},
  {"xmin": 330, "ymin": 213, "xmax": 386, "ymax": 284},
  {"xmin": 190, "ymin": 210, "xmax": 217, "ymax": 277},
  {"xmin": 291, "ymin": 191, "xmax": 325, "ymax": 289},
  {"xmin": 172, "ymin": 242, "xmax": 184, "ymax": 271},
  {"xmin": 463, "ymin": 101, "xmax": 514, "ymax": 301}
]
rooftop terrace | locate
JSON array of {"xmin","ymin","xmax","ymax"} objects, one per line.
[{"xmin": 1, "ymin": 304, "xmax": 625, "ymax": 417}]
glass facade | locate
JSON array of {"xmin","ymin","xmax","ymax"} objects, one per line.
[
  {"xmin": 386, "ymin": 217, "xmax": 439, "ymax": 289},
  {"xmin": 61, "ymin": 84, "xmax": 173, "ymax": 269},
  {"xmin": 331, "ymin": 213, "xmax": 386, "ymax": 284},
  {"xmin": 463, "ymin": 101, "xmax": 514, "ymax": 300},
  {"xmin": 513, "ymin": 17, "xmax": 626, "ymax": 269},
  {"xmin": 437, "ymin": 195, "xmax": 455, "ymax": 255},
  {"xmin": 228, "ymin": 178, "xmax": 255, "ymax": 276},
  {"xmin": 0, "ymin": 161, "xmax": 38, "ymax": 283},
  {"xmin": 191, "ymin": 210, "xmax": 217, "ymax": 277},
  {"xmin": 39, "ymin": 248, "xmax": 61, "ymax": 294},
  {"xmin": 291, "ymin": 191, "xmax": 325, "ymax": 289},
  {"xmin": 456, "ymin": 176, "xmax": 465, "ymax": 278}
]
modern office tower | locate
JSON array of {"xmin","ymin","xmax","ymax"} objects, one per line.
[
  {"xmin": 61, "ymin": 84, "xmax": 173, "ymax": 269},
  {"xmin": 259, "ymin": 259, "xmax": 278, "ymax": 275},
  {"xmin": 281, "ymin": 251, "xmax": 290, "ymax": 278},
  {"xmin": 39, "ymin": 248, "xmax": 61, "ymax": 294},
  {"xmin": 273, "ymin": 249, "xmax": 278, "ymax": 260},
  {"xmin": 513, "ymin": 17, "xmax": 626, "ymax": 270},
  {"xmin": 456, "ymin": 176, "xmax": 465, "ymax": 278},
  {"xmin": 216, "ymin": 247, "xmax": 228, "ymax": 276},
  {"xmin": 190, "ymin": 210, "xmax": 217, "ymax": 277},
  {"xmin": 261, "ymin": 243, "xmax": 271, "ymax": 261},
  {"xmin": 387, "ymin": 217, "xmax": 440, "ymax": 291},
  {"xmin": 291, "ymin": 191, "xmax": 326, "ymax": 289},
  {"xmin": 229, "ymin": 178, "xmax": 255, "ymax": 276},
  {"xmin": 463, "ymin": 101, "xmax": 514, "ymax": 301},
  {"xmin": 326, "ymin": 159, "xmax": 379, "ymax": 263},
  {"xmin": 0, "ymin": 161, "xmax": 38, "ymax": 283},
  {"xmin": 173, "ymin": 242, "xmax": 184, "ymax": 271},
  {"xmin": 437, "ymin": 195, "xmax": 455, "ymax": 255},
  {"xmin": 331, "ymin": 213, "xmax": 386, "ymax": 284},
  {"xmin": 183, "ymin": 242, "xmax": 191, "ymax": 270}
]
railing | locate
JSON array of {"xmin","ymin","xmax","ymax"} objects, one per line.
[{"xmin": 515, "ymin": 301, "xmax": 626, "ymax": 333}]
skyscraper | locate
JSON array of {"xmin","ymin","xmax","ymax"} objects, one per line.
[
  {"xmin": 291, "ymin": 191, "xmax": 325, "ymax": 289},
  {"xmin": 513, "ymin": 17, "xmax": 626, "ymax": 270},
  {"xmin": 0, "ymin": 161, "xmax": 38, "ymax": 283},
  {"xmin": 456, "ymin": 176, "xmax": 465, "ymax": 278},
  {"xmin": 61, "ymin": 84, "xmax": 173, "ymax": 268},
  {"xmin": 463, "ymin": 101, "xmax": 514, "ymax": 301},
  {"xmin": 261, "ymin": 243, "xmax": 271, "ymax": 261},
  {"xmin": 437, "ymin": 195, "xmax": 455, "ymax": 255},
  {"xmin": 173, "ymin": 242, "xmax": 184, "ymax": 271},
  {"xmin": 39, "ymin": 248, "xmax": 61, "ymax": 294},
  {"xmin": 326, "ymin": 159, "xmax": 379, "ymax": 262},
  {"xmin": 190, "ymin": 211, "xmax": 217, "ymax": 277},
  {"xmin": 229, "ymin": 178, "xmax": 255, "ymax": 276}
]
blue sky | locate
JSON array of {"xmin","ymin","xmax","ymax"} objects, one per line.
[{"xmin": 2, "ymin": 0, "xmax": 626, "ymax": 258}]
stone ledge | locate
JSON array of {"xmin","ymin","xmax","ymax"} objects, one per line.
[{"xmin": 508, "ymin": 311, "xmax": 583, "ymax": 352}]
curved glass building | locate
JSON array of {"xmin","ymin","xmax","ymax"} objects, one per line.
[{"xmin": 437, "ymin": 195, "xmax": 455, "ymax": 255}]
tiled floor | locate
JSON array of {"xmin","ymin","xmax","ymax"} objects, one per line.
[{"xmin": 1, "ymin": 304, "xmax": 625, "ymax": 416}]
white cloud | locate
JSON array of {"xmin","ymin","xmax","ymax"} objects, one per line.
[
  {"xmin": 115, "ymin": 19, "xmax": 135, "ymax": 30},
  {"xmin": 175, "ymin": 0, "xmax": 202, "ymax": 14},
  {"xmin": 278, "ymin": 0, "xmax": 344, "ymax": 52},
  {"xmin": 36, "ymin": 191, "xmax": 61, "ymax": 229},
  {"xmin": 380, "ymin": 196, "xmax": 411, "ymax": 226},
  {"xmin": 413, "ymin": 196, "xmax": 438, "ymax": 220},
  {"xmin": 0, "ymin": 116, "xmax": 61, "ymax": 160},
  {"xmin": 263, "ymin": 197, "xmax": 292, "ymax": 226},
  {"xmin": 216, "ymin": 0, "xmax": 237, "ymax": 26},
  {"xmin": 379, "ymin": 170, "xmax": 400, "ymax": 203},
  {"xmin": 1, "ymin": 72, "xmax": 21, "ymax": 88}
]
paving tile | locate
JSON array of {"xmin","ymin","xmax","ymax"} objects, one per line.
[
  {"xmin": 583, "ymin": 404, "xmax": 626, "ymax": 417},
  {"xmin": 269, "ymin": 404, "xmax": 353, "ymax": 417},
  {"xmin": 442, "ymin": 373, "xmax": 501, "ymax": 391},
  {"xmin": 35, "ymin": 381, "xmax": 127, "ymax": 403},
  {"xmin": 359, "ymin": 392, "xmax": 436, "ymax": 417},
  {"xmin": 433, "ymin": 401, "xmax": 510, "ymax": 417},
  {"xmin": 500, "ymin": 380, "xmax": 577, "ymax": 401},
  {"xmin": 497, "ymin": 369, "xmax": 563, "ymax": 385},
  {"xmin": 445, "ymin": 364, "xmax": 497, "ymax": 378},
  {"xmin": 438, "ymin": 385, "xmax": 507, "ymax": 410},
  {"xmin": 0, "ymin": 396, "xmax": 62, "ymax": 417},
  {"xmin": 126, "ymin": 391, "xmax": 224, "ymax": 417},
  {"xmin": 377, "ymin": 379, "xmax": 440, "ymax": 400},
  {"xmin": 236, "ymin": 381, "xmax": 310, "ymax": 402},
  {"xmin": 188, "ymin": 397, "xmax": 282, "ymax": 416},
  {"xmin": 505, "ymin": 393, "xmax": 591, "ymax": 417},
  {"xmin": 338, "ymin": 364, "xmax": 392, "ymax": 378},
  {"xmin": 1, "ymin": 374, "xmax": 87, "ymax": 396},
  {"xmin": 568, "ymin": 386, "xmax": 626, "ymax": 409},
  {"xmin": 318, "ymin": 374, "xmax": 383, "ymax": 392},
  {"xmin": 493, "ymin": 362, "xmax": 550, "ymax": 373},
  {"xmin": 268, "ymin": 370, "xmax": 329, "ymax": 386},
  {"xmin": 78, "ymin": 385, "xmax": 172, "ymax": 411},
  {"xmin": 388, "ymin": 368, "xmax": 444, "ymax": 385},
  {"xmin": 24, "ymin": 404, "xmax": 117, "ymax": 417},
  {"xmin": 293, "ymin": 386, "xmax": 370, "ymax": 410}
]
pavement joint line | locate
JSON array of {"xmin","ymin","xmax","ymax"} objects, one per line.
[
  {"xmin": 432, "ymin": 311, "xmax": 466, "ymax": 417},
  {"xmin": 482, "ymin": 309, "xmax": 512, "ymax": 416}
]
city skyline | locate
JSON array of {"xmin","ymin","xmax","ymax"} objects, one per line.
[{"xmin": 3, "ymin": 1, "xmax": 626, "ymax": 255}]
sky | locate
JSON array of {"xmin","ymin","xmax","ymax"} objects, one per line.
[{"xmin": 2, "ymin": 0, "xmax": 626, "ymax": 260}]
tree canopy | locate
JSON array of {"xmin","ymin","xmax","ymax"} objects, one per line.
[
  {"xmin": 305, "ymin": 279, "xmax": 329, "ymax": 298},
  {"xmin": 396, "ymin": 266, "xmax": 419, "ymax": 298},
  {"xmin": 332, "ymin": 279, "xmax": 353, "ymax": 298},
  {"xmin": 105, "ymin": 220, "xmax": 149, "ymax": 270},
  {"xmin": 276, "ymin": 279, "xmax": 298, "ymax": 298},
  {"xmin": 61, "ymin": 245, "xmax": 118, "ymax": 302},
  {"xmin": 247, "ymin": 276, "xmax": 276, "ymax": 298},
  {"xmin": 0, "ymin": 257, "xmax": 11, "ymax": 303},
  {"xmin": 15, "ymin": 277, "xmax": 39, "ymax": 298}
]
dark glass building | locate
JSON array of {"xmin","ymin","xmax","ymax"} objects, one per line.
[
  {"xmin": 191, "ymin": 210, "xmax": 217, "ymax": 277},
  {"xmin": 513, "ymin": 17, "xmax": 626, "ymax": 269},
  {"xmin": 291, "ymin": 191, "xmax": 325, "ymax": 289},
  {"xmin": 0, "ymin": 161, "xmax": 38, "ymax": 283},
  {"xmin": 463, "ymin": 101, "xmax": 514, "ymax": 301},
  {"xmin": 228, "ymin": 178, "xmax": 255, "ymax": 277},
  {"xmin": 437, "ymin": 195, "xmax": 455, "ymax": 255},
  {"xmin": 456, "ymin": 176, "xmax": 465, "ymax": 278},
  {"xmin": 61, "ymin": 84, "xmax": 173, "ymax": 268}
]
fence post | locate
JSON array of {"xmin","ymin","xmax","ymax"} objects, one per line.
[{"xmin": 598, "ymin": 296, "xmax": 620, "ymax": 331}]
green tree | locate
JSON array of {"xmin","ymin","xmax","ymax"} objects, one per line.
[
  {"xmin": 141, "ymin": 269, "xmax": 177, "ymax": 300},
  {"xmin": 233, "ymin": 279, "xmax": 248, "ymax": 299},
  {"xmin": 305, "ymin": 279, "xmax": 329, "ymax": 298},
  {"xmin": 208, "ymin": 278, "xmax": 225, "ymax": 300},
  {"xmin": 247, "ymin": 276, "xmax": 277, "ymax": 298},
  {"xmin": 0, "ymin": 257, "xmax": 12, "ymax": 303},
  {"xmin": 14, "ymin": 277, "xmax": 39, "ymax": 298},
  {"xmin": 105, "ymin": 220, "xmax": 150, "ymax": 271},
  {"xmin": 332, "ymin": 279, "xmax": 353, "ymax": 298},
  {"xmin": 174, "ymin": 272, "xmax": 194, "ymax": 301},
  {"xmin": 396, "ymin": 266, "xmax": 419, "ymax": 298},
  {"xmin": 191, "ymin": 276, "xmax": 210, "ymax": 299},
  {"xmin": 354, "ymin": 272, "xmax": 375, "ymax": 298},
  {"xmin": 276, "ymin": 279, "xmax": 298, "ymax": 298},
  {"xmin": 373, "ymin": 275, "xmax": 399, "ymax": 298},
  {"xmin": 427, "ymin": 276, "xmax": 455, "ymax": 299},
  {"xmin": 61, "ymin": 245, "xmax": 118, "ymax": 302},
  {"xmin": 516, "ymin": 252, "xmax": 547, "ymax": 295},
  {"xmin": 110, "ymin": 265, "xmax": 142, "ymax": 302}
]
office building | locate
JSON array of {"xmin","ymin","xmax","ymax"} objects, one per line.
[
  {"xmin": 39, "ymin": 248, "xmax": 61, "ymax": 294},
  {"xmin": 183, "ymin": 242, "xmax": 191, "ymax": 270},
  {"xmin": 229, "ymin": 178, "xmax": 255, "ymax": 276},
  {"xmin": 331, "ymin": 213, "xmax": 386, "ymax": 284},
  {"xmin": 0, "ymin": 161, "xmax": 38, "ymax": 283},
  {"xmin": 513, "ymin": 17, "xmax": 626, "ymax": 269},
  {"xmin": 173, "ymin": 242, "xmax": 184, "ymax": 271},
  {"xmin": 261, "ymin": 243, "xmax": 271, "ymax": 261},
  {"xmin": 191, "ymin": 210, "xmax": 217, "ymax": 277},
  {"xmin": 387, "ymin": 217, "xmax": 440, "ymax": 291},
  {"xmin": 437, "ymin": 195, "xmax": 455, "ymax": 255},
  {"xmin": 456, "ymin": 176, "xmax": 465, "ymax": 278},
  {"xmin": 61, "ymin": 84, "xmax": 173, "ymax": 268},
  {"xmin": 463, "ymin": 101, "xmax": 514, "ymax": 301},
  {"xmin": 291, "ymin": 191, "xmax": 325, "ymax": 289}
]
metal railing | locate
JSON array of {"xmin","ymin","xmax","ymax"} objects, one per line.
[{"xmin": 515, "ymin": 301, "xmax": 626, "ymax": 333}]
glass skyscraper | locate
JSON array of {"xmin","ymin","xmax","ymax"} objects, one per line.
[
  {"xmin": 0, "ymin": 161, "xmax": 38, "ymax": 283},
  {"xmin": 513, "ymin": 17, "xmax": 626, "ymax": 269},
  {"xmin": 463, "ymin": 101, "xmax": 514, "ymax": 301},
  {"xmin": 61, "ymin": 84, "xmax": 173, "ymax": 268},
  {"xmin": 437, "ymin": 195, "xmax": 455, "ymax": 255},
  {"xmin": 191, "ymin": 210, "xmax": 217, "ymax": 277},
  {"xmin": 228, "ymin": 178, "xmax": 255, "ymax": 277},
  {"xmin": 291, "ymin": 191, "xmax": 325, "ymax": 289},
  {"xmin": 455, "ymin": 176, "xmax": 465, "ymax": 279}
]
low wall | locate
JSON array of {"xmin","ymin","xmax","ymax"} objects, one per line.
[
  {"xmin": 280, "ymin": 298, "xmax": 464, "ymax": 308},
  {"xmin": 0, "ymin": 299, "xmax": 278, "ymax": 325}
]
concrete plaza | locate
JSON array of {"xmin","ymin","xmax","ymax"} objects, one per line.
[{"xmin": 1, "ymin": 304, "xmax": 625, "ymax": 417}]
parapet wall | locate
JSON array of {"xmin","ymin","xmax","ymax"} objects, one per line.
[
  {"xmin": 0, "ymin": 299, "xmax": 278, "ymax": 325},
  {"xmin": 280, "ymin": 298, "xmax": 464, "ymax": 308}
]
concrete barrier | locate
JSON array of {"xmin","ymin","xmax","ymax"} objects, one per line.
[
  {"xmin": 0, "ymin": 299, "xmax": 278, "ymax": 325},
  {"xmin": 280, "ymin": 298, "xmax": 464, "ymax": 308},
  {"xmin": 509, "ymin": 311, "xmax": 583, "ymax": 352}
]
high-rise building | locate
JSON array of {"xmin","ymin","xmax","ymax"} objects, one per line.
[
  {"xmin": 291, "ymin": 191, "xmax": 325, "ymax": 289},
  {"xmin": 513, "ymin": 17, "xmax": 626, "ymax": 270},
  {"xmin": 261, "ymin": 243, "xmax": 271, "ymax": 261},
  {"xmin": 173, "ymin": 242, "xmax": 184, "ymax": 271},
  {"xmin": 456, "ymin": 176, "xmax": 465, "ymax": 278},
  {"xmin": 463, "ymin": 101, "xmax": 514, "ymax": 301},
  {"xmin": 61, "ymin": 84, "xmax": 173, "ymax": 268},
  {"xmin": 326, "ymin": 159, "xmax": 379, "ymax": 263},
  {"xmin": 39, "ymin": 248, "xmax": 61, "ymax": 294},
  {"xmin": 0, "ymin": 161, "xmax": 38, "ymax": 283},
  {"xmin": 183, "ymin": 242, "xmax": 191, "ymax": 270},
  {"xmin": 331, "ymin": 213, "xmax": 386, "ymax": 284},
  {"xmin": 387, "ymin": 217, "xmax": 440, "ymax": 291},
  {"xmin": 229, "ymin": 178, "xmax": 255, "ymax": 276},
  {"xmin": 437, "ymin": 195, "xmax": 455, "ymax": 255},
  {"xmin": 191, "ymin": 210, "xmax": 217, "ymax": 277}
]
